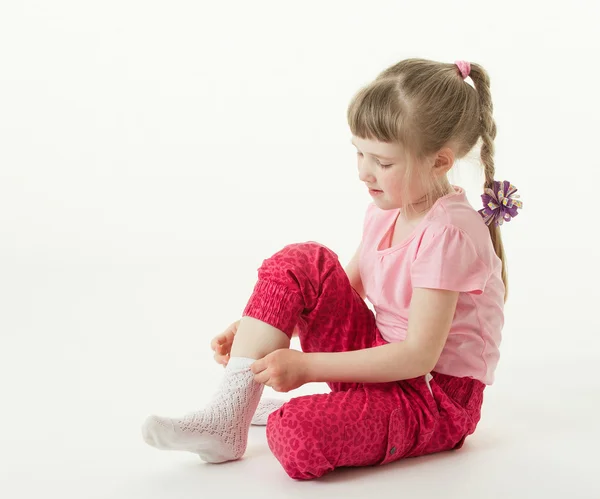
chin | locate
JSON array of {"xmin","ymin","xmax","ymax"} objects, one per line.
[{"xmin": 373, "ymin": 197, "xmax": 399, "ymax": 210}]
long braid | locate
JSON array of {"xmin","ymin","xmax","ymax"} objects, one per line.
[{"xmin": 469, "ymin": 63, "xmax": 508, "ymax": 301}]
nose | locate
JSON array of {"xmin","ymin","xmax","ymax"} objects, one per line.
[{"xmin": 358, "ymin": 159, "xmax": 375, "ymax": 184}]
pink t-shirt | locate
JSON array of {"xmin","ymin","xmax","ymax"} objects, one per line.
[{"xmin": 359, "ymin": 186, "xmax": 505, "ymax": 385}]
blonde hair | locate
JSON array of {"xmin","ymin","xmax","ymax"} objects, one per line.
[{"xmin": 347, "ymin": 58, "xmax": 508, "ymax": 300}]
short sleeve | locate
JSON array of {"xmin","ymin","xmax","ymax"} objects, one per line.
[{"xmin": 411, "ymin": 225, "xmax": 490, "ymax": 294}]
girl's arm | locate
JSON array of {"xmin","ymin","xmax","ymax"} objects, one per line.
[
  {"xmin": 303, "ymin": 288, "xmax": 459, "ymax": 383},
  {"xmin": 344, "ymin": 241, "xmax": 366, "ymax": 300}
]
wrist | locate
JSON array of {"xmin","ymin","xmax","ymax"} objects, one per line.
[{"xmin": 300, "ymin": 352, "xmax": 316, "ymax": 384}]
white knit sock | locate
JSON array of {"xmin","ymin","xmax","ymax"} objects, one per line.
[
  {"xmin": 250, "ymin": 397, "xmax": 286, "ymax": 426},
  {"xmin": 142, "ymin": 357, "xmax": 263, "ymax": 463}
]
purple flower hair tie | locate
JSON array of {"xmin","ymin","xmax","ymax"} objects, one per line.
[{"xmin": 478, "ymin": 180, "xmax": 523, "ymax": 227}]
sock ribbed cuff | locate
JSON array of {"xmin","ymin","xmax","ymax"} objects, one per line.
[{"xmin": 225, "ymin": 356, "xmax": 256, "ymax": 371}]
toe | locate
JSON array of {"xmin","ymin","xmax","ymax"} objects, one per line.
[{"xmin": 142, "ymin": 415, "xmax": 175, "ymax": 449}]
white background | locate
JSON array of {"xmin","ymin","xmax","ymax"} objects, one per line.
[{"xmin": 1, "ymin": 1, "xmax": 599, "ymax": 498}]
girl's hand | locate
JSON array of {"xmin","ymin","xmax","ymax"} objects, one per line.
[
  {"xmin": 210, "ymin": 320, "xmax": 240, "ymax": 366},
  {"xmin": 251, "ymin": 349, "xmax": 310, "ymax": 393}
]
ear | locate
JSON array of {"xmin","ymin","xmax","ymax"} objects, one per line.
[{"xmin": 432, "ymin": 147, "xmax": 455, "ymax": 176}]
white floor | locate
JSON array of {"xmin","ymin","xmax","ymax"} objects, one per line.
[
  {"xmin": 2, "ymin": 367, "xmax": 598, "ymax": 499},
  {"xmin": 1, "ymin": 262, "xmax": 598, "ymax": 499}
]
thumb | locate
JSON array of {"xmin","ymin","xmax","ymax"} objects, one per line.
[{"xmin": 251, "ymin": 357, "xmax": 266, "ymax": 374}]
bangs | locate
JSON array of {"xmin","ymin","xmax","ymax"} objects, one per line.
[{"xmin": 346, "ymin": 78, "xmax": 413, "ymax": 149}]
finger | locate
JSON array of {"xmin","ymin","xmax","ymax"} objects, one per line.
[
  {"xmin": 251, "ymin": 358, "xmax": 265, "ymax": 374},
  {"xmin": 211, "ymin": 336, "xmax": 225, "ymax": 351},
  {"xmin": 213, "ymin": 352, "xmax": 228, "ymax": 365},
  {"xmin": 253, "ymin": 370, "xmax": 270, "ymax": 385}
]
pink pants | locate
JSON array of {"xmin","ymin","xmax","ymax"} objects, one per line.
[{"xmin": 242, "ymin": 242, "xmax": 486, "ymax": 480}]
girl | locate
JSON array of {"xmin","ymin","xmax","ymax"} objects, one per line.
[{"xmin": 142, "ymin": 58, "xmax": 522, "ymax": 480}]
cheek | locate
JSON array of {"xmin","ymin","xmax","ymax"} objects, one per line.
[
  {"xmin": 385, "ymin": 169, "xmax": 422, "ymax": 201},
  {"xmin": 385, "ymin": 171, "xmax": 406, "ymax": 191}
]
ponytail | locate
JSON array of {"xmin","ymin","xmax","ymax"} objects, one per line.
[{"xmin": 469, "ymin": 63, "xmax": 508, "ymax": 301}]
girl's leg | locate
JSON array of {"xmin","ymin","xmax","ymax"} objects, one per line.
[
  {"xmin": 230, "ymin": 316, "xmax": 290, "ymax": 359},
  {"xmin": 142, "ymin": 242, "xmax": 378, "ymax": 463},
  {"xmin": 240, "ymin": 242, "xmax": 381, "ymax": 358},
  {"xmin": 266, "ymin": 374, "xmax": 485, "ymax": 480}
]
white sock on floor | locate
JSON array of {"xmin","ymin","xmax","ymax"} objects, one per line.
[
  {"xmin": 250, "ymin": 397, "xmax": 286, "ymax": 426},
  {"xmin": 142, "ymin": 357, "xmax": 263, "ymax": 463}
]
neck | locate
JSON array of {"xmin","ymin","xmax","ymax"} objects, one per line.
[{"xmin": 401, "ymin": 183, "xmax": 453, "ymax": 222}]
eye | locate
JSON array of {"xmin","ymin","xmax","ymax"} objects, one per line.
[{"xmin": 355, "ymin": 150, "xmax": 392, "ymax": 168}]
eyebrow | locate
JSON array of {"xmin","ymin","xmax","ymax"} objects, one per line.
[{"xmin": 350, "ymin": 139, "xmax": 395, "ymax": 161}]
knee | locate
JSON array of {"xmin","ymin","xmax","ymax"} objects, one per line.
[
  {"xmin": 267, "ymin": 242, "xmax": 339, "ymax": 274},
  {"xmin": 257, "ymin": 241, "xmax": 339, "ymax": 282},
  {"xmin": 279, "ymin": 241, "xmax": 338, "ymax": 260},
  {"xmin": 265, "ymin": 399, "xmax": 339, "ymax": 480}
]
